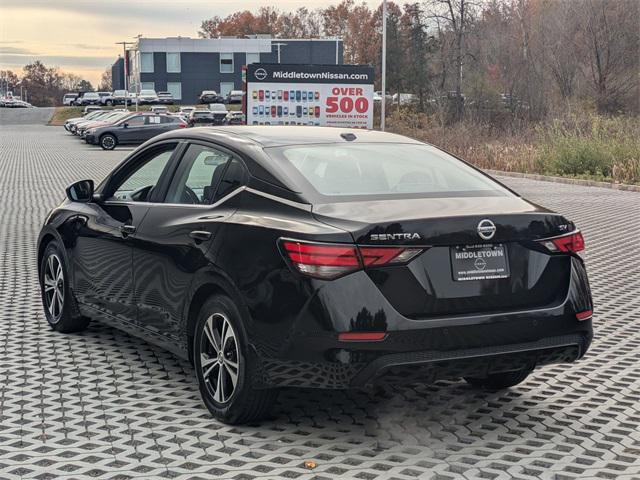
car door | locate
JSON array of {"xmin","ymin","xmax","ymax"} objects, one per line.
[
  {"xmin": 132, "ymin": 142, "xmax": 248, "ymax": 340},
  {"xmin": 117, "ymin": 114, "xmax": 146, "ymax": 143},
  {"xmin": 72, "ymin": 142, "xmax": 180, "ymax": 325}
]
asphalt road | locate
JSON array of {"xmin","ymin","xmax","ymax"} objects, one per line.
[{"xmin": 0, "ymin": 110, "xmax": 638, "ymax": 479}]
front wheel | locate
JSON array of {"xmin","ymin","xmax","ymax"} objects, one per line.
[
  {"xmin": 40, "ymin": 242, "xmax": 90, "ymax": 333},
  {"xmin": 100, "ymin": 134, "xmax": 117, "ymax": 150},
  {"xmin": 194, "ymin": 295, "xmax": 278, "ymax": 424},
  {"xmin": 465, "ymin": 368, "xmax": 532, "ymax": 390}
]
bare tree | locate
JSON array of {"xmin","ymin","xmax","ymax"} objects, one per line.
[
  {"xmin": 575, "ymin": 0, "xmax": 640, "ymax": 113},
  {"xmin": 425, "ymin": 0, "xmax": 478, "ymax": 120}
]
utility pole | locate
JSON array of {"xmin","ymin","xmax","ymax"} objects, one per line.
[
  {"xmin": 381, "ymin": 0, "xmax": 387, "ymax": 131},
  {"xmin": 133, "ymin": 34, "xmax": 143, "ymax": 112},
  {"xmin": 115, "ymin": 41, "xmax": 133, "ymax": 108}
]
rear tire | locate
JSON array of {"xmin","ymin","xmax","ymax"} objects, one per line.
[
  {"xmin": 40, "ymin": 242, "xmax": 90, "ymax": 333},
  {"xmin": 100, "ymin": 134, "xmax": 117, "ymax": 150},
  {"xmin": 465, "ymin": 368, "xmax": 531, "ymax": 390},
  {"xmin": 193, "ymin": 294, "xmax": 278, "ymax": 424}
]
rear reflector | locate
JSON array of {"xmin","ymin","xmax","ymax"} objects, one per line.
[
  {"xmin": 281, "ymin": 239, "xmax": 424, "ymax": 280},
  {"xmin": 539, "ymin": 231, "xmax": 585, "ymax": 254},
  {"xmin": 576, "ymin": 310, "xmax": 593, "ymax": 321},
  {"xmin": 338, "ymin": 332, "xmax": 387, "ymax": 342}
]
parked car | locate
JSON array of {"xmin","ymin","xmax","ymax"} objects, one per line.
[
  {"xmin": 38, "ymin": 126, "xmax": 593, "ymax": 425},
  {"xmin": 62, "ymin": 93, "xmax": 78, "ymax": 106},
  {"xmin": 111, "ymin": 90, "xmax": 135, "ymax": 106},
  {"xmin": 97, "ymin": 92, "xmax": 112, "ymax": 105},
  {"xmin": 179, "ymin": 106, "xmax": 195, "ymax": 116},
  {"xmin": 150, "ymin": 105, "xmax": 169, "ymax": 114},
  {"xmin": 199, "ymin": 90, "xmax": 223, "ymax": 104},
  {"xmin": 187, "ymin": 105, "xmax": 227, "ymax": 127},
  {"xmin": 77, "ymin": 110, "xmax": 132, "ymax": 138},
  {"xmin": 225, "ymin": 111, "xmax": 245, "ymax": 125},
  {"xmin": 157, "ymin": 91, "xmax": 174, "ymax": 105},
  {"xmin": 391, "ymin": 93, "xmax": 417, "ymax": 105},
  {"xmin": 137, "ymin": 89, "xmax": 159, "ymax": 105},
  {"xmin": 83, "ymin": 113, "xmax": 186, "ymax": 150},
  {"xmin": 225, "ymin": 90, "xmax": 244, "ymax": 104},
  {"xmin": 83, "ymin": 105, "xmax": 102, "ymax": 115},
  {"xmin": 64, "ymin": 110, "xmax": 106, "ymax": 133},
  {"xmin": 75, "ymin": 92, "xmax": 101, "ymax": 106}
]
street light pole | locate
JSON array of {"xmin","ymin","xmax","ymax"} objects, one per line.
[
  {"xmin": 381, "ymin": 0, "xmax": 387, "ymax": 131},
  {"xmin": 115, "ymin": 41, "xmax": 133, "ymax": 108}
]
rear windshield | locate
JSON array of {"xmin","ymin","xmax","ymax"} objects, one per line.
[{"xmin": 266, "ymin": 143, "xmax": 511, "ymax": 200}]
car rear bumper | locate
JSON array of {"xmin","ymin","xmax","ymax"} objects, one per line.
[{"xmin": 250, "ymin": 257, "xmax": 594, "ymax": 389}]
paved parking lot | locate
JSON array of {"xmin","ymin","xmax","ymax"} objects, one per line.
[{"xmin": 0, "ymin": 112, "xmax": 639, "ymax": 480}]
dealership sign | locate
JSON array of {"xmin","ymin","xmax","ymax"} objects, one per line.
[{"xmin": 246, "ymin": 64, "xmax": 375, "ymax": 129}]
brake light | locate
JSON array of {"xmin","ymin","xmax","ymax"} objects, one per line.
[
  {"xmin": 539, "ymin": 231, "xmax": 585, "ymax": 253},
  {"xmin": 178, "ymin": 123, "xmax": 187, "ymax": 128},
  {"xmin": 281, "ymin": 240, "xmax": 424, "ymax": 280},
  {"xmin": 282, "ymin": 241, "xmax": 360, "ymax": 279}
]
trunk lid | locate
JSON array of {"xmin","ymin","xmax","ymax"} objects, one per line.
[{"xmin": 313, "ymin": 196, "xmax": 574, "ymax": 318}]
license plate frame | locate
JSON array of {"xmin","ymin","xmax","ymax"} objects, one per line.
[{"xmin": 450, "ymin": 243, "xmax": 510, "ymax": 281}]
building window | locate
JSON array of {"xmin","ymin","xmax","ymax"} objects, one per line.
[
  {"xmin": 166, "ymin": 52, "xmax": 181, "ymax": 73},
  {"xmin": 219, "ymin": 82, "xmax": 234, "ymax": 97},
  {"xmin": 246, "ymin": 52, "xmax": 260, "ymax": 65},
  {"xmin": 141, "ymin": 82, "xmax": 155, "ymax": 91},
  {"xmin": 220, "ymin": 53, "xmax": 233, "ymax": 73},
  {"xmin": 140, "ymin": 52, "xmax": 154, "ymax": 73},
  {"xmin": 166, "ymin": 82, "xmax": 182, "ymax": 100}
]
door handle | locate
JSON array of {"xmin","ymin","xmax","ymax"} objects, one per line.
[
  {"xmin": 189, "ymin": 230, "xmax": 212, "ymax": 243},
  {"xmin": 120, "ymin": 224, "xmax": 137, "ymax": 236}
]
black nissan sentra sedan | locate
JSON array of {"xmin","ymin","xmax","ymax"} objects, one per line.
[{"xmin": 38, "ymin": 127, "xmax": 593, "ymax": 424}]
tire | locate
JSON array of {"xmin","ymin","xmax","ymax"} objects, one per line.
[
  {"xmin": 40, "ymin": 241, "xmax": 90, "ymax": 333},
  {"xmin": 193, "ymin": 294, "xmax": 278, "ymax": 424},
  {"xmin": 465, "ymin": 368, "xmax": 532, "ymax": 390},
  {"xmin": 100, "ymin": 134, "xmax": 117, "ymax": 150},
  {"xmin": 105, "ymin": 100, "xmax": 113, "ymax": 106}
]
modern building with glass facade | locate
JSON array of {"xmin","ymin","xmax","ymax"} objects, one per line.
[{"xmin": 111, "ymin": 36, "xmax": 344, "ymax": 104}]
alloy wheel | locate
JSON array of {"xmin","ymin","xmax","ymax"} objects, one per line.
[
  {"xmin": 200, "ymin": 313, "xmax": 240, "ymax": 404},
  {"xmin": 43, "ymin": 254, "xmax": 64, "ymax": 323},
  {"xmin": 101, "ymin": 136, "xmax": 115, "ymax": 149}
]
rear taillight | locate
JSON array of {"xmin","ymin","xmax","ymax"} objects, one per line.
[
  {"xmin": 179, "ymin": 123, "xmax": 187, "ymax": 128},
  {"xmin": 538, "ymin": 231, "xmax": 585, "ymax": 254},
  {"xmin": 281, "ymin": 240, "xmax": 424, "ymax": 280}
]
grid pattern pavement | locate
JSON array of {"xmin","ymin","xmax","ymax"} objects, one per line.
[{"xmin": 0, "ymin": 118, "xmax": 638, "ymax": 480}]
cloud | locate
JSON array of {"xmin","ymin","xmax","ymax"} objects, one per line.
[
  {"xmin": 63, "ymin": 43, "xmax": 115, "ymax": 51},
  {"xmin": 0, "ymin": 53, "xmax": 113, "ymax": 69},
  {"xmin": 0, "ymin": 46, "xmax": 35, "ymax": 55}
]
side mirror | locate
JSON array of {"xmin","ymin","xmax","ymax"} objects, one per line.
[
  {"xmin": 123, "ymin": 123, "xmax": 129, "ymax": 128},
  {"xmin": 66, "ymin": 180, "xmax": 94, "ymax": 203}
]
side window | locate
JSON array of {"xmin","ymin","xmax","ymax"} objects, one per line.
[
  {"xmin": 212, "ymin": 158, "xmax": 246, "ymax": 203},
  {"xmin": 110, "ymin": 146, "xmax": 176, "ymax": 202},
  {"xmin": 124, "ymin": 115, "xmax": 145, "ymax": 127},
  {"xmin": 165, "ymin": 144, "xmax": 232, "ymax": 205}
]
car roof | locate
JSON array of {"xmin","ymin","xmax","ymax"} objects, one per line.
[{"xmin": 158, "ymin": 126, "xmax": 423, "ymax": 148}]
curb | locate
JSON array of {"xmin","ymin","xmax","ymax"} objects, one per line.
[{"xmin": 484, "ymin": 169, "xmax": 640, "ymax": 193}]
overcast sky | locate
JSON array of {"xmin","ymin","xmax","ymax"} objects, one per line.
[{"xmin": 0, "ymin": 0, "xmax": 379, "ymax": 86}]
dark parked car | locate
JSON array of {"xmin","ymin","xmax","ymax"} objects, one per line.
[
  {"xmin": 187, "ymin": 107, "xmax": 227, "ymax": 127},
  {"xmin": 84, "ymin": 113, "xmax": 186, "ymax": 150},
  {"xmin": 38, "ymin": 126, "xmax": 593, "ymax": 425},
  {"xmin": 199, "ymin": 90, "xmax": 223, "ymax": 104},
  {"xmin": 75, "ymin": 92, "xmax": 101, "ymax": 106},
  {"xmin": 157, "ymin": 91, "xmax": 174, "ymax": 105},
  {"xmin": 225, "ymin": 90, "xmax": 244, "ymax": 104}
]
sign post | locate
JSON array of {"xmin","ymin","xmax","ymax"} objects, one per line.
[{"xmin": 246, "ymin": 64, "xmax": 375, "ymax": 129}]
